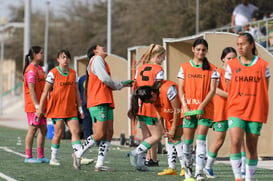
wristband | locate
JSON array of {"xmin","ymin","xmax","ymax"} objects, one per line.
[
  {"xmin": 122, "ymin": 80, "xmax": 133, "ymax": 85},
  {"xmin": 184, "ymin": 110, "xmax": 204, "ymax": 117},
  {"xmin": 35, "ymin": 105, "xmax": 39, "ymax": 110},
  {"xmin": 78, "ymin": 106, "xmax": 83, "ymax": 114}
]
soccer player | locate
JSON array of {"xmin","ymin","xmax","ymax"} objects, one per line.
[
  {"xmin": 36, "ymin": 49, "xmax": 84, "ymax": 169},
  {"xmin": 130, "ymin": 44, "xmax": 165, "ymax": 171},
  {"xmin": 129, "ymin": 80, "xmax": 184, "ymax": 175},
  {"xmin": 134, "ymin": 44, "xmax": 165, "ymax": 166},
  {"xmin": 74, "ymin": 45, "xmax": 132, "ymax": 171},
  {"xmin": 177, "ymin": 38, "xmax": 218, "ymax": 181},
  {"xmin": 204, "ymin": 47, "xmax": 247, "ymax": 178},
  {"xmin": 225, "ymin": 32, "xmax": 270, "ymax": 181},
  {"xmin": 23, "ymin": 46, "xmax": 49, "ymax": 163}
]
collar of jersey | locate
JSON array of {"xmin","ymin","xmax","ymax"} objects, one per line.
[
  {"xmin": 57, "ymin": 66, "xmax": 69, "ymax": 76},
  {"xmin": 190, "ymin": 59, "xmax": 202, "ymax": 68},
  {"xmin": 238, "ymin": 55, "xmax": 257, "ymax": 67}
]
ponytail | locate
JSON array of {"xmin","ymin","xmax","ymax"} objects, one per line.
[
  {"xmin": 23, "ymin": 51, "xmax": 32, "ymax": 77},
  {"xmin": 129, "ymin": 93, "xmax": 140, "ymax": 119},
  {"xmin": 137, "ymin": 44, "xmax": 165, "ymax": 66},
  {"xmin": 129, "ymin": 86, "xmax": 157, "ymax": 119},
  {"xmin": 202, "ymin": 57, "xmax": 211, "ymax": 70}
]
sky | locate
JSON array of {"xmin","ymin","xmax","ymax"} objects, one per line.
[{"xmin": 0, "ymin": 0, "xmax": 71, "ymax": 19}]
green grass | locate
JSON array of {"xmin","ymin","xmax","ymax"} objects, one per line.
[{"xmin": 0, "ymin": 126, "xmax": 272, "ymax": 181}]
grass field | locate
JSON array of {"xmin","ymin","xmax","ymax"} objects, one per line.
[{"xmin": 0, "ymin": 126, "xmax": 272, "ymax": 181}]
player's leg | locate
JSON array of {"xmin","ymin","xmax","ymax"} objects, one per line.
[
  {"xmin": 66, "ymin": 118, "xmax": 82, "ymax": 169},
  {"xmin": 241, "ymin": 138, "xmax": 246, "ymax": 178},
  {"xmin": 36, "ymin": 118, "xmax": 50, "ymax": 163},
  {"xmin": 204, "ymin": 121, "xmax": 228, "ymax": 178},
  {"xmin": 173, "ymin": 126, "xmax": 185, "ymax": 176},
  {"xmin": 75, "ymin": 105, "xmax": 108, "ymax": 158},
  {"xmin": 25, "ymin": 125, "xmax": 39, "ymax": 163},
  {"xmin": 130, "ymin": 119, "xmax": 162, "ymax": 169},
  {"xmin": 229, "ymin": 117, "xmax": 245, "ymax": 180},
  {"xmin": 183, "ymin": 117, "xmax": 196, "ymax": 179},
  {"xmin": 194, "ymin": 120, "xmax": 211, "ymax": 181},
  {"xmin": 244, "ymin": 121, "xmax": 262, "ymax": 181},
  {"xmin": 50, "ymin": 119, "xmax": 65, "ymax": 165},
  {"xmin": 24, "ymin": 112, "xmax": 40, "ymax": 163}
]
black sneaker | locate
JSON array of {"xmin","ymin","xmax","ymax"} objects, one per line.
[
  {"xmin": 195, "ymin": 173, "xmax": 205, "ymax": 181},
  {"xmin": 145, "ymin": 159, "xmax": 159, "ymax": 167}
]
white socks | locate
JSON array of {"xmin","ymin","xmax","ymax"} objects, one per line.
[
  {"xmin": 230, "ymin": 159, "xmax": 242, "ymax": 179},
  {"xmin": 51, "ymin": 147, "xmax": 59, "ymax": 160},
  {"xmin": 174, "ymin": 141, "xmax": 185, "ymax": 168},
  {"xmin": 75, "ymin": 135, "xmax": 96, "ymax": 158},
  {"xmin": 166, "ymin": 142, "xmax": 176, "ymax": 169},
  {"xmin": 195, "ymin": 140, "xmax": 206, "ymax": 175},
  {"xmin": 96, "ymin": 140, "xmax": 110, "ymax": 167}
]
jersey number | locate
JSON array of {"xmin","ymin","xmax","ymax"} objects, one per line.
[{"xmin": 140, "ymin": 66, "xmax": 152, "ymax": 81}]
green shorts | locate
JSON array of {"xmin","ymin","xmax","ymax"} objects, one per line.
[
  {"xmin": 183, "ymin": 117, "xmax": 212, "ymax": 129},
  {"xmin": 138, "ymin": 115, "xmax": 158, "ymax": 125},
  {"xmin": 213, "ymin": 120, "xmax": 228, "ymax": 132},
  {"xmin": 51, "ymin": 117, "xmax": 78, "ymax": 124},
  {"xmin": 89, "ymin": 104, "xmax": 113, "ymax": 122},
  {"xmin": 228, "ymin": 117, "xmax": 263, "ymax": 135}
]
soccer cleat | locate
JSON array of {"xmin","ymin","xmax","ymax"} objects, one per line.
[
  {"xmin": 81, "ymin": 158, "xmax": 94, "ymax": 165},
  {"xmin": 71, "ymin": 153, "xmax": 93, "ymax": 165},
  {"xmin": 180, "ymin": 167, "xmax": 185, "ymax": 176},
  {"xmin": 195, "ymin": 173, "xmax": 205, "ymax": 181},
  {"xmin": 49, "ymin": 158, "xmax": 61, "ymax": 166},
  {"xmin": 136, "ymin": 166, "xmax": 150, "ymax": 172},
  {"xmin": 24, "ymin": 158, "xmax": 42, "ymax": 163},
  {"xmin": 183, "ymin": 178, "xmax": 197, "ymax": 181},
  {"xmin": 94, "ymin": 165, "xmax": 115, "ymax": 172},
  {"xmin": 73, "ymin": 154, "xmax": 81, "ymax": 170},
  {"xmin": 157, "ymin": 168, "xmax": 177, "ymax": 175},
  {"xmin": 235, "ymin": 179, "xmax": 243, "ymax": 181},
  {"xmin": 203, "ymin": 168, "xmax": 215, "ymax": 178},
  {"xmin": 144, "ymin": 159, "xmax": 159, "ymax": 167},
  {"xmin": 128, "ymin": 152, "xmax": 137, "ymax": 167},
  {"xmin": 37, "ymin": 157, "xmax": 50, "ymax": 163}
]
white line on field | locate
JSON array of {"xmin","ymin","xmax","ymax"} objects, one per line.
[
  {"xmin": 0, "ymin": 172, "xmax": 18, "ymax": 181},
  {"xmin": 0, "ymin": 146, "xmax": 25, "ymax": 158}
]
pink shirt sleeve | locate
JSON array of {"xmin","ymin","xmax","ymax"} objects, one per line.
[{"xmin": 26, "ymin": 70, "xmax": 36, "ymax": 84}]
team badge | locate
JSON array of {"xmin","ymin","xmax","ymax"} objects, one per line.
[
  {"xmin": 101, "ymin": 112, "xmax": 105, "ymax": 119},
  {"xmin": 228, "ymin": 119, "xmax": 233, "ymax": 126}
]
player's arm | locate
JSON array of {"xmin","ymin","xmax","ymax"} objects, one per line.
[
  {"xmin": 167, "ymin": 85, "xmax": 179, "ymax": 139},
  {"xmin": 36, "ymin": 72, "xmax": 53, "ymax": 117},
  {"xmin": 36, "ymin": 82, "xmax": 52, "ymax": 118},
  {"xmin": 156, "ymin": 110, "xmax": 166, "ymax": 134},
  {"xmin": 177, "ymin": 67, "xmax": 189, "ymax": 113},
  {"xmin": 225, "ymin": 65, "xmax": 232, "ymax": 92},
  {"xmin": 215, "ymin": 70, "xmax": 228, "ymax": 98},
  {"xmin": 265, "ymin": 65, "xmax": 271, "ymax": 90},
  {"xmin": 28, "ymin": 83, "xmax": 39, "ymax": 109},
  {"xmin": 198, "ymin": 78, "xmax": 216, "ymax": 111},
  {"xmin": 197, "ymin": 70, "xmax": 218, "ymax": 119},
  {"xmin": 76, "ymin": 82, "xmax": 84, "ymax": 119},
  {"xmin": 216, "ymin": 88, "xmax": 228, "ymax": 98},
  {"xmin": 92, "ymin": 57, "xmax": 124, "ymax": 90},
  {"xmin": 25, "ymin": 70, "xmax": 39, "ymax": 109}
]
